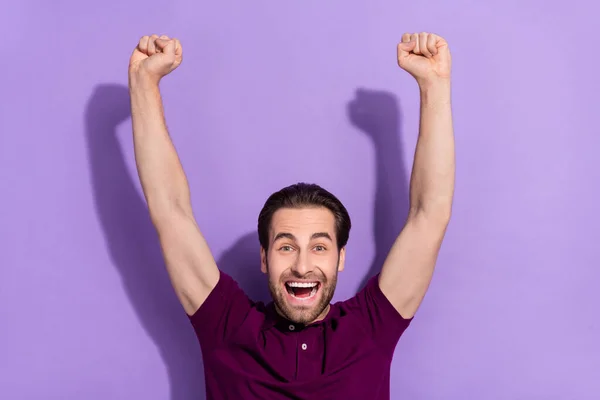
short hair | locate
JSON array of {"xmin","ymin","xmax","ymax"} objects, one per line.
[{"xmin": 257, "ymin": 183, "xmax": 351, "ymax": 251}]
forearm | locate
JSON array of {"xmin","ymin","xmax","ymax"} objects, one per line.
[
  {"xmin": 409, "ymin": 81, "xmax": 455, "ymax": 220},
  {"xmin": 129, "ymin": 72, "xmax": 192, "ymax": 225}
]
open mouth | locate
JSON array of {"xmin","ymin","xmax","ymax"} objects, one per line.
[{"xmin": 285, "ymin": 281, "xmax": 320, "ymax": 300}]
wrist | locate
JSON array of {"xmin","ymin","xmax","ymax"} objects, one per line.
[
  {"xmin": 418, "ymin": 78, "xmax": 451, "ymax": 105},
  {"xmin": 128, "ymin": 67, "xmax": 160, "ymax": 91},
  {"xmin": 418, "ymin": 76, "xmax": 450, "ymax": 91}
]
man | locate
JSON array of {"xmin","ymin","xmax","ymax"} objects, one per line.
[{"xmin": 128, "ymin": 31, "xmax": 454, "ymax": 399}]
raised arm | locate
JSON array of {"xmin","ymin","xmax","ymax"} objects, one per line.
[
  {"xmin": 378, "ymin": 32, "xmax": 455, "ymax": 319},
  {"xmin": 128, "ymin": 34, "xmax": 219, "ymax": 315}
]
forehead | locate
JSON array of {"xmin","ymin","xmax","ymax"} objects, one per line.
[{"xmin": 270, "ymin": 207, "xmax": 336, "ymax": 237}]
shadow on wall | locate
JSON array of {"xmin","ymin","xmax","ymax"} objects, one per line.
[
  {"xmin": 85, "ymin": 84, "xmax": 206, "ymax": 400},
  {"xmin": 84, "ymin": 83, "xmax": 408, "ymax": 399},
  {"xmin": 85, "ymin": 84, "xmax": 271, "ymax": 400},
  {"xmin": 346, "ymin": 88, "xmax": 409, "ymax": 290}
]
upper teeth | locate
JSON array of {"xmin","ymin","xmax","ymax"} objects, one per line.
[{"xmin": 287, "ymin": 282, "xmax": 317, "ymax": 288}]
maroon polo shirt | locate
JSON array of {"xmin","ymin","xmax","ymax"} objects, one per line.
[{"xmin": 189, "ymin": 271, "xmax": 412, "ymax": 399}]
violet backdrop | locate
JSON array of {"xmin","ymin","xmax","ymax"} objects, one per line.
[{"xmin": 1, "ymin": 1, "xmax": 598, "ymax": 399}]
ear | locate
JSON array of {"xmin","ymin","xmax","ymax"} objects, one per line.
[
  {"xmin": 260, "ymin": 247, "xmax": 268, "ymax": 274},
  {"xmin": 337, "ymin": 247, "xmax": 346, "ymax": 272}
]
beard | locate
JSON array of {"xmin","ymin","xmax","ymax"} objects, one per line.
[{"xmin": 268, "ymin": 267, "xmax": 338, "ymax": 325}]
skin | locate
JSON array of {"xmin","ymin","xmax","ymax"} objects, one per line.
[
  {"xmin": 128, "ymin": 31, "xmax": 454, "ymax": 322},
  {"xmin": 261, "ymin": 207, "xmax": 345, "ymax": 324}
]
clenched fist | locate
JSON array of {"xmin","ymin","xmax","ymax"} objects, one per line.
[
  {"xmin": 129, "ymin": 34, "xmax": 183, "ymax": 83},
  {"xmin": 397, "ymin": 32, "xmax": 451, "ymax": 86}
]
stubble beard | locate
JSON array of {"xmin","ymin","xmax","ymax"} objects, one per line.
[{"xmin": 267, "ymin": 262, "xmax": 338, "ymax": 325}]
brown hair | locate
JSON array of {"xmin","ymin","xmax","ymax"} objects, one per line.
[{"xmin": 257, "ymin": 183, "xmax": 351, "ymax": 252}]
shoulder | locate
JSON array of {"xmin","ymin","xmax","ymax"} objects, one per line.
[
  {"xmin": 188, "ymin": 270, "xmax": 259, "ymax": 347},
  {"xmin": 340, "ymin": 274, "xmax": 409, "ymax": 317},
  {"xmin": 334, "ymin": 274, "xmax": 413, "ymax": 350}
]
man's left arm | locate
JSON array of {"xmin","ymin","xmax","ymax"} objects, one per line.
[{"xmin": 379, "ymin": 32, "xmax": 455, "ymax": 319}]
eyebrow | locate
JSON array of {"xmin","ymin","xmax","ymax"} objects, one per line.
[{"xmin": 273, "ymin": 232, "xmax": 333, "ymax": 243}]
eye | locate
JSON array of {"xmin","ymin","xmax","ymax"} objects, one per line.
[
  {"xmin": 279, "ymin": 245, "xmax": 293, "ymax": 252},
  {"xmin": 314, "ymin": 245, "xmax": 326, "ymax": 252}
]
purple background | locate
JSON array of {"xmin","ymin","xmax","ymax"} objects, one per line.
[{"xmin": 2, "ymin": 1, "xmax": 599, "ymax": 399}]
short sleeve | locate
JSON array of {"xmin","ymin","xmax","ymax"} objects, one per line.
[
  {"xmin": 341, "ymin": 273, "xmax": 413, "ymax": 353},
  {"xmin": 188, "ymin": 270, "xmax": 252, "ymax": 349}
]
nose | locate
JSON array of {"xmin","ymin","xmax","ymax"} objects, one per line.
[{"xmin": 291, "ymin": 250, "xmax": 312, "ymax": 276}]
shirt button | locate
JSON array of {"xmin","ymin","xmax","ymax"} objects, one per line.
[
  {"xmin": 289, "ymin": 325, "xmax": 295, "ymax": 331},
  {"xmin": 301, "ymin": 343, "xmax": 307, "ymax": 350}
]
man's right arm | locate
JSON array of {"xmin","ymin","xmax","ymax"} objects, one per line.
[{"xmin": 128, "ymin": 36, "xmax": 219, "ymax": 316}]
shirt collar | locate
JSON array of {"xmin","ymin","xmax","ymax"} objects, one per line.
[{"xmin": 261, "ymin": 302, "xmax": 339, "ymax": 332}]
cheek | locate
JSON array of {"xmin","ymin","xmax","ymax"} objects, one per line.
[
  {"xmin": 323, "ymin": 251, "xmax": 340, "ymax": 265},
  {"xmin": 316, "ymin": 253, "xmax": 340, "ymax": 275},
  {"xmin": 266, "ymin": 258, "xmax": 286, "ymax": 282},
  {"xmin": 269, "ymin": 251, "xmax": 295, "ymax": 267}
]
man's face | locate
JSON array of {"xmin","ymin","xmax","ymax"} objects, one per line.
[{"xmin": 261, "ymin": 207, "xmax": 345, "ymax": 325}]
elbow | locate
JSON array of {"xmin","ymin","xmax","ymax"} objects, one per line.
[
  {"xmin": 409, "ymin": 201, "xmax": 452, "ymax": 228},
  {"xmin": 147, "ymin": 196, "xmax": 194, "ymax": 228}
]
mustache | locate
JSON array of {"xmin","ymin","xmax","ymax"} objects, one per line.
[{"xmin": 280, "ymin": 270, "xmax": 326, "ymax": 282}]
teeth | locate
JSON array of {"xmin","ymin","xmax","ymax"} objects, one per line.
[{"xmin": 287, "ymin": 282, "xmax": 318, "ymax": 288}]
